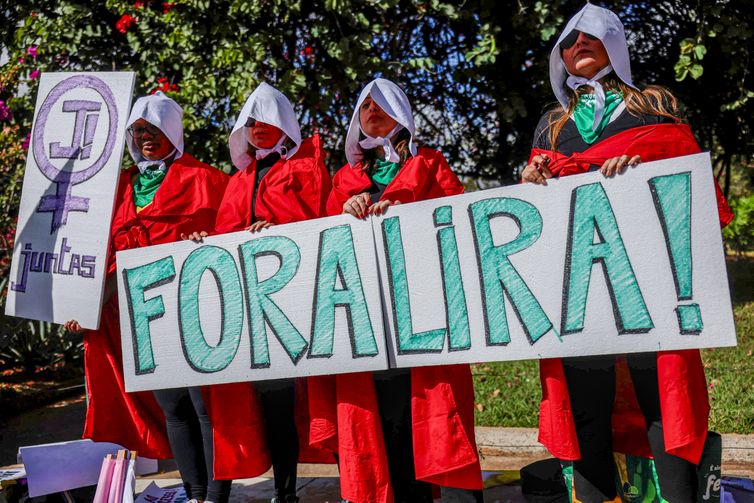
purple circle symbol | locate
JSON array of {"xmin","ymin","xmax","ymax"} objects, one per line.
[{"xmin": 33, "ymin": 75, "xmax": 119, "ymax": 232}]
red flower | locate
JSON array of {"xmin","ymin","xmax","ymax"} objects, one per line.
[
  {"xmin": 150, "ymin": 77, "xmax": 179, "ymax": 94},
  {"xmin": 303, "ymin": 46, "xmax": 313, "ymax": 55},
  {"xmin": 162, "ymin": 2, "xmax": 174, "ymax": 13},
  {"xmin": 134, "ymin": 1, "xmax": 145, "ymax": 8},
  {"xmin": 116, "ymin": 14, "xmax": 137, "ymax": 34}
]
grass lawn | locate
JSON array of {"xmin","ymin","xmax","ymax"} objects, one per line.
[{"xmin": 473, "ymin": 256, "xmax": 754, "ymax": 434}]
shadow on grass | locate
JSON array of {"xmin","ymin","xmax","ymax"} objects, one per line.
[{"xmin": 727, "ymin": 255, "xmax": 754, "ymax": 305}]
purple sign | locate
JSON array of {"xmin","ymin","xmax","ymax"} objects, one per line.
[{"xmin": 32, "ymin": 75, "xmax": 119, "ymax": 232}]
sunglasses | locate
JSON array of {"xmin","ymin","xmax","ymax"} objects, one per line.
[
  {"xmin": 560, "ymin": 30, "xmax": 598, "ymax": 51},
  {"xmin": 127, "ymin": 124, "xmax": 162, "ymax": 138},
  {"xmin": 244, "ymin": 117, "xmax": 257, "ymax": 128}
]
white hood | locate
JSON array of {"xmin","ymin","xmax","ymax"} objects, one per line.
[
  {"xmin": 228, "ymin": 82, "xmax": 302, "ymax": 171},
  {"xmin": 549, "ymin": 3, "xmax": 637, "ymax": 110},
  {"xmin": 345, "ymin": 78, "xmax": 418, "ymax": 167},
  {"xmin": 125, "ymin": 91, "xmax": 184, "ymax": 163}
]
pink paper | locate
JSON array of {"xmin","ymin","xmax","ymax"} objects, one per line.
[
  {"xmin": 107, "ymin": 458, "xmax": 126, "ymax": 503},
  {"xmin": 92, "ymin": 457, "xmax": 115, "ymax": 503}
]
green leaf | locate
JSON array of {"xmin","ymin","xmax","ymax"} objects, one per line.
[{"xmin": 680, "ymin": 38, "xmax": 695, "ymax": 55}]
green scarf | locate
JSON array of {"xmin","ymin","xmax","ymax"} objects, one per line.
[
  {"xmin": 371, "ymin": 158, "xmax": 401, "ymax": 186},
  {"xmin": 132, "ymin": 167, "xmax": 167, "ymax": 209},
  {"xmin": 573, "ymin": 90, "xmax": 624, "ymax": 144}
]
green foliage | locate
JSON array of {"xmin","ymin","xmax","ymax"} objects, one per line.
[
  {"xmin": 1, "ymin": 0, "xmax": 752, "ymax": 180},
  {"xmin": 723, "ymin": 195, "xmax": 754, "ymax": 256},
  {"xmin": 0, "ymin": 0, "xmax": 753, "ymax": 372},
  {"xmin": 674, "ymin": 37, "xmax": 705, "ymax": 81}
]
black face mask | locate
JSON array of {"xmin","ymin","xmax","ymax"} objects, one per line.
[{"xmin": 559, "ymin": 30, "xmax": 599, "ymax": 51}]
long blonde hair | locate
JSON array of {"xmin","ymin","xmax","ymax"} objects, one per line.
[{"xmin": 546, "ymin": 74, "xmax": 684, "ymax": 149}]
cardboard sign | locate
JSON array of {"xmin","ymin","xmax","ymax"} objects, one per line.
[
  {"xmin": 5, "ymin": 72, "xmax": 135, "ymax": 329},
  {"xmin": 117, "ymin": 214, "xmax": 389, "ymax": 392},
  {"xmin": 117, "ymin": 153, "xmax": 736, "ymax": 391},
  {"xmin": 373, "ymin": 153, "xmax": 736, "ymax": 369}
]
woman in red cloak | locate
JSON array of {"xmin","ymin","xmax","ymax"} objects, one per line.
[
  {"xmin": 65, "ymin": 91, "xmax": 230, "ymax": 502},
  {"xmin": 520, "ymin": 5, "xmax": 733, "ymax": 502},
  {"xmin": 188, "ymin": 82, "xmax": 332, "ymax": 503},
  {"xmin": 308, "ymin": 78, "xmax": 483, "ymax": 503}
]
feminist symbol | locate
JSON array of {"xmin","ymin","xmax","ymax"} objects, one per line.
[{"xmin": 33, "ymin": 75, "xmax": 119, "ymax": 233}]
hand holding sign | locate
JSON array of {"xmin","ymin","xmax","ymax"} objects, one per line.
[{"xmin": 116, "ymin": 153, "xmax": 736, "ymax": 392}]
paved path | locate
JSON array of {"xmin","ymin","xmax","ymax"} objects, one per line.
[
  {"xmin": 138, "ymin": 472, "xmax": 527, "ymax": 502},
  {"xmin": 2, "ymin": 394, "xmax": 753, "ymax": 501}
]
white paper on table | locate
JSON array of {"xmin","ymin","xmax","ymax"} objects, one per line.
[{"xmin": 0, "ymin": 468, "xmax": 26, "ymax": 481}]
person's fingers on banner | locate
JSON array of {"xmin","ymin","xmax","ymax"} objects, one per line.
[
  {"xmin": 182, "ymin": 231, "xmax": 208, "ymax": 242},
  {"xmin": 368, "ymin": 199, "xmax": 395, "ymax": 216},
  {"xmin": 522, "ymin": 154, "xmax": 552, "ymax": 185},
  {"xmin": 344, "ymin": 192, "xmax": 371, "ymax": 218},
  {"xmin": 64, "ymin": 320, "xmax": 82, "ymax": 333},
  {"xmin": 600, "ymin": 156, "xmax": 621, "ymax": 177},
  {"xmin": 246, "ymin": 220, "xmax": 274, "ymax": 233}
]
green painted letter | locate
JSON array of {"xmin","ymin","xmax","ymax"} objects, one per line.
[
  {"xmin": 563, "ymin": 182, "xmax": 653, "ymax": 334},
  {"xmin": 434, "ymin": 206, "xmax": 471, "ymax": 351},
  {"xmin": 649, "ymin": 172, "xmax": 702, "ymax": 334},
  {"xmin": 178, "ymin": 246, "xmax": 244, "ymax": 373},
  {"xmin": 122, "ymin": 257, "xmax": 176, "ymax": 374},
  {"xmin": 469, "ymin": 197, "xmax": 552, "ymax": 345},
  {"xmin": 382, "ymin": 216, "xmax": 446, "ymax": 353},
  {"xmin": 239, "ymin": 236, "xmax": 307, "ymax": 367},
  {"xmin": 309, "ymin": 225, "xmax": 378, "ymax": 358}
]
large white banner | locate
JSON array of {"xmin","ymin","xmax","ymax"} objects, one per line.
[
  {"xmin": 373, "ymin": 153, "xmax": 735, "ymax": 368},
  {"xmin": 5, "ymin": 72, "xmax": 135, "ymax": 329},
  {"xmin": 117, "ymin": 215, "xmax": 389, "ymax": 392},
  {"xmin": 117, "ymin": 153, "xmax": 736, "ymax": 391}
]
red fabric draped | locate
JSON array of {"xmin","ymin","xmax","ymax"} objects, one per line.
[
  {"xmin": 83, "ymin": 153, "xmax": 229, "ymax": 459},
  {"xmin": 528, "ymin": 123, "xmax": 733, "ymax": 227},
  {"xmin": 214, "ymin": 135, "xmax": 330, "ymax": 233},
  {"xmin": 204, "ymin": 134, "xmax": 335, "ymax": 480},
  {"xmin": 533, "ymin": 123, "xmax": 731, "ymax": 464},
  {"xmin": 309, "ymin": 148, "xmax": 483, "ymax": 503}
]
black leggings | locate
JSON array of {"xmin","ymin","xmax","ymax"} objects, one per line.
[
  {"xmin": 373, "ymin": 370, "xmax": 484, "ymax": 503},
  {"xmin": 562, "ymin": 353, "xmax": 698, "ymax": 503},
  {"xmin": 374, "ymin": 369, "xmax": 434, "ymax": 503},
  {"xmin": 254, "ymin": 378, "xmax": 300, "ymax": 501},
  {"xmin": 152, "ymin": 387, "xmax": 231, "ymax": 503}
]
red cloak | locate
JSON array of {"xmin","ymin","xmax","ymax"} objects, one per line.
[
  {"xmin": 203, "ymin": 134, "xmax": 335, "ymax": 480},
  {"xmin": 309, "ymin": 147, "xmax": 483, "ymax": 503},
  {"xmin": 531, "ymin": 123, "xmax": 732, "ymax": 464},
  {"xmin": 83, "ymin": 153, "xmax": 229, "ymax": 459},
  {"xmin": 215, "ymin": 135, "xmax": 330, "ymax": 232}
]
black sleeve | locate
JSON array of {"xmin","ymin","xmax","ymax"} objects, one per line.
[{"xmin": 532, "ymin": 112, "xmax": 553, "ymax": 150}]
